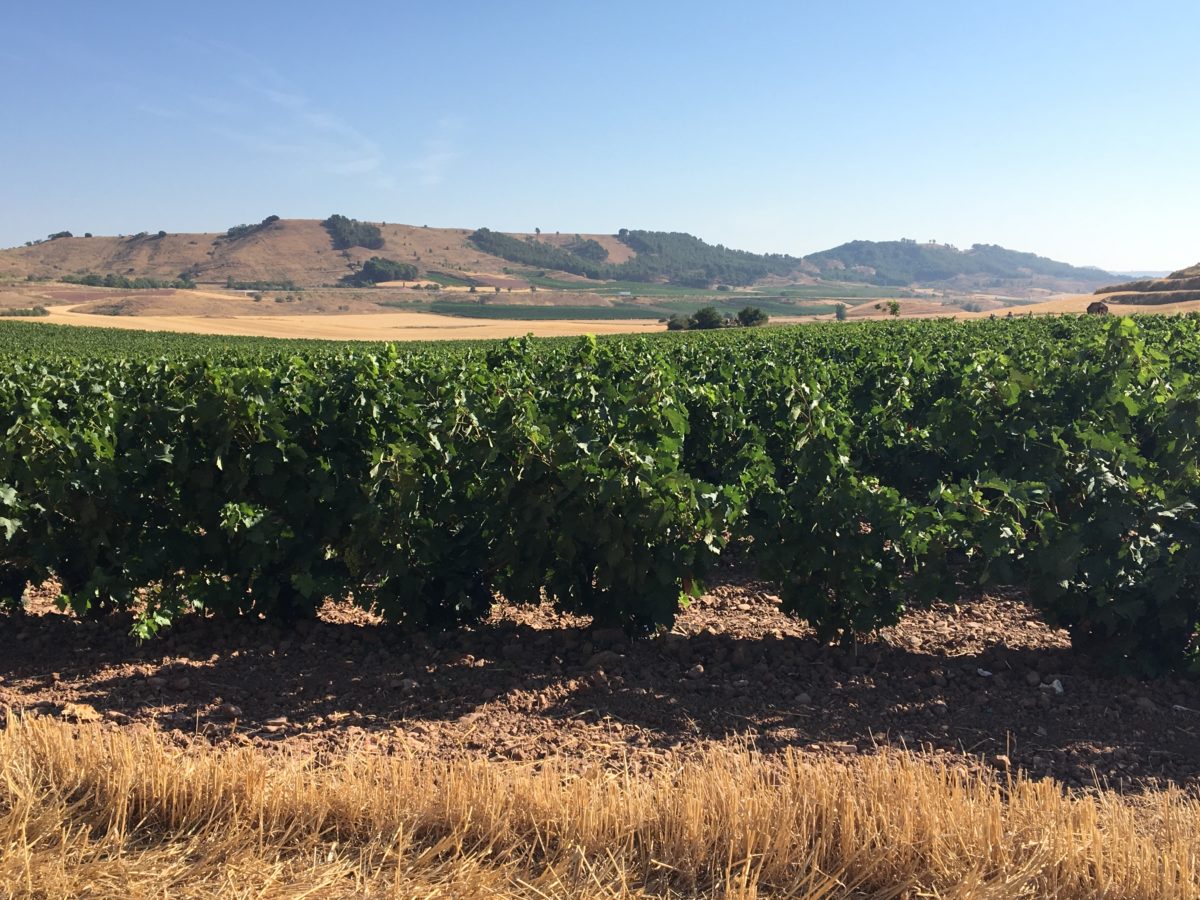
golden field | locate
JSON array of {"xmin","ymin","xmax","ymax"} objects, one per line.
[{"xmin": 2, "ymin": 715, "xmax": 1197, "ymax": 899}]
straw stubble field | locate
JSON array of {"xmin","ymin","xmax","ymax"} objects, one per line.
[{"xmin": 3, "ymin": 715, "xmax": 1199, "ymax": 899}]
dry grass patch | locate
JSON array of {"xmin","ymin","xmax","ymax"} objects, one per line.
[{"xmin": 2, "ymin": 716, "xmax": 1198, "ymax": 898}]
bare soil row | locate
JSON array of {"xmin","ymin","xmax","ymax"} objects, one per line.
[{"xmin": 3, "ymin": 569, "xmax": 1198, "ymax": 792}]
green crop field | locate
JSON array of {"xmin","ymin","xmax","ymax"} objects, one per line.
[{"xmin": 3, "ymin": 314, "xmax": 1200, "ymax": 672}]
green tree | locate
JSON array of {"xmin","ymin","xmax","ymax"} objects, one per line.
[
  {"xmin": 736, "ymin": 306, "xmax": 769, "ymax": 327},
  {"xmin": 347, "ymin": 257, "xmax": 417, "ymax": 286},
  {"xmin": 887, "ymin": 300, "xmax": 901, "ymax": 317},
  {"xmin": 689, "ymin": 306, "xmax": 725, "ymax": 330},
  {"xmin": 835, "ymin": 303, "xmax": 848, "ymax": 321},
  {"xmin": 322, "ymin": 215, "xmax": 384, "ymax": 250}
]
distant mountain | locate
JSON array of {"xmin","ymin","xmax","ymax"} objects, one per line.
[
  {"xmin": 1112, "ymin": 270, "xmax": 1171, "ymax": 280},
  {"xmin": 1096, "ymin": 261, "xmax": 1200, "ymax": 304},
  {"xmin": 804, "ymin": 240, "xmax": 1114, "ymax": 287}
]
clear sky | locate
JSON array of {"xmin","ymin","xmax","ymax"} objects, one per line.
[{"xmin": 3, "ymin": 1, "xmax": 1197, "ymax": 271}]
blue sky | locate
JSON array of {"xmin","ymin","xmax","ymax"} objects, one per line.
[{"xmin": 3, "ymin": 1, "xmax": 1197, "ymax": 271}]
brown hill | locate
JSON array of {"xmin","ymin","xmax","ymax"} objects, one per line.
[
  {"xmin": 1095, "ymin": 261, "xmax": 1200, "ymax": 300},
  {"xmin": 0, "ymin": 220, "xmax": 598, "ymax": 289}
]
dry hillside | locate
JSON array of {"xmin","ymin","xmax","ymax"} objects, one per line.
[
  {"xmin": 1094, "ymin": 261, "xmax": 1200, "ymax": 304},
  {"xmin": 0, "ymin": 220, "xmax": 632, "ymax": 289}
]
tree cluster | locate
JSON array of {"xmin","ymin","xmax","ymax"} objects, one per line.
[
  {"xmin": 344, "ymin": 257, "xmax": 418, "ymax": 286},
  {"xmin": 224, "ymin": 277, "xmax": 300, "ymax": 291},
  {"xmin": 615, "ymin": 231, "xmax": 803, "ymax": 287},
  {"xmin": 470, "ymin": 228, "xmax": 804, "ymax": 288},
  {"xmin": 565, "ymin": 236, "xmax": 609, "ymax": 262},
  {"xmin": 470, "ymin": 228, "xmax": 609, "ymax": 279},
  {"xmin": 807, "ymin": 240, "xmax": 1112, "ymax": 286},
  {"xmin": 63, "ymin": 273, "xmax": 195, "ymax": 290},
  {"xmin": 666, "ymin": 306, "xmax": 768, "ymax": 331},
  {"xmin": 223, "ymin": 215, "xmax": 282, "ymax": 242},
  {"xmin": 323, "ymin": 214, "xmax": 384, "ymax": 250}
]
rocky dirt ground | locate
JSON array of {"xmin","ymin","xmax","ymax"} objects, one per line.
[{"xmin": 2, "ymin": 567, "xmax": 1199, "ymax": 793}]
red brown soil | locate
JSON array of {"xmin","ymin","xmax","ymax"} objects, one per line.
[{"xmin": 3, "ymin": 568, "xmax": 1198, "ymax": 793}]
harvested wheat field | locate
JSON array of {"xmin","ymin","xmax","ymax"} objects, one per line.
[
  {"xmin": 29, "ymin": 304, "xmax": 662, "ymax": 341},
  {"xmin": 3, "ymin": 715, "xmax": 1199, "ymax": 899}
]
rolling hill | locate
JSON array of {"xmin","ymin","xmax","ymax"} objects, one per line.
[
  {"xmin": 0, "ymin": 219, "xmax": 516, "ymax": 290},
  {"xmin": 804, "ymin": 240, "xmax": 1113, "ymax": 288},
  {"xmin": 1094, "ymin": 261, "xmax": 1200, "ymax": 305},
  {"xmin": 1, "ymin": 218, "xmax": 1114, "ymax": 295}
]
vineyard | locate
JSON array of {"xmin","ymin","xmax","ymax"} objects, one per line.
[{"xmin": 2, "ymin": 316, "xmax": 1200, "ymax": 673}]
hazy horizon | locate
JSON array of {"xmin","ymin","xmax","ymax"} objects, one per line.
[{"xmin": 3, "ymin": 1, "xmax": 1197, "ymax": 272}]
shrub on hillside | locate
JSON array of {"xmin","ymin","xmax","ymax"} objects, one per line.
[{"xmin": 224, "ymin": 215, "xmax": 282, "ymax": 241}]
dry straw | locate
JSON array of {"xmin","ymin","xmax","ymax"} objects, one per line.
[{"xmin": 1, "ymin": 714, "xmax": 1196, "ymax": 898}]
